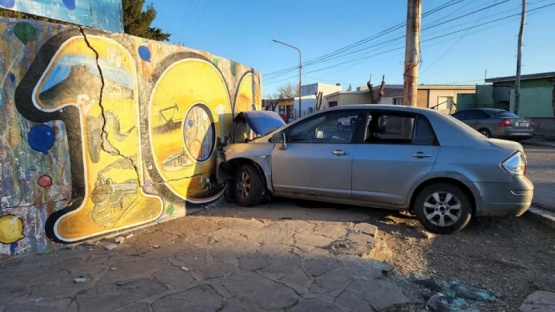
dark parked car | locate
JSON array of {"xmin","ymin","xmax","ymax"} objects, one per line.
[
  {"xmin": 217, "ymin": 106, "xmax": 533, "ymax": 234},
  {"xmin": 279, "ymin": 113, "xmax": 290, "ymax": 123},
  {"xmin": 451, "ymin": 108, "xmax": 534, "ymax": 140}
]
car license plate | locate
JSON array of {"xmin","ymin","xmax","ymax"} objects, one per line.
[{"xmin": 518, "ymin": 122, "xmax": 529, "ymax": 127}]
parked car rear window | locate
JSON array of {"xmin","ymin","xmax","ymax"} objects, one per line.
[{"xmin": 495, "ymin": 111, "xmax": 519, "ymax": 118}]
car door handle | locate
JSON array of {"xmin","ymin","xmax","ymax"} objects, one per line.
[
  {"xmin": 412, "ymin": 152, "xmax": 432, "ymax": 158},
  {"xmin": 332, "ymin": 149, "xmax": 348, "ymax": 156}
]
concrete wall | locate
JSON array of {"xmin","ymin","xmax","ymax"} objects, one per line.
[
  {"xmin": 509, "ymin": 80, "xmax": 555, "ymax": 118},
  {"xmin": 476, "ymin": 85, "xmax": 495, "ymax": 107},
  {"xmin": 426, "ymin": 89, "xmax": 476, "ymax": 113},
  {"xmin": 326, "ymin": 92, "xmax": 372, "ymax": 106},
  {"xmin": 0, "ymin": 17, "xmax": 261, "ymax": 256},
  {"xmin": 301, "ymin": 83, "xmax": 342, "ymax": 97}
]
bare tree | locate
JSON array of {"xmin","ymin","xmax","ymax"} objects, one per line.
[
  {"xmin": 315, "ymin": 92, "xmax": 323, "ymax": 110},
  {"xmin": 275, "ymin": 82, "xmax": 298, "ymax": 99},
  {"xmin": 367, "ymin": 75, "xmax": 386, "ymax": 104}
]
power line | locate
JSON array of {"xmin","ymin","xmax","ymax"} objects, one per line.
[
  {"xmin": 264, "ymin": 1, "xmax": 555, "ymax": 84},
  {"xmin": 264, "ymin": 0, "xmax": 466, "ymax": 78}
]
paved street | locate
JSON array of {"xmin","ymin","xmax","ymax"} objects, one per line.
[{"xmin": 522, "ymin": 143, "xmax": 555, "ymax": 211}]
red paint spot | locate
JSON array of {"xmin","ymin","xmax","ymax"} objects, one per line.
[{"xmin": 38, "ymin": 175, "xmax": 52, "ymax": 187}]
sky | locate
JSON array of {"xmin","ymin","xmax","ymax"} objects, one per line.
[{"xmin": 150, "ymin": 0, "xmax": 555, "ymax": 98}]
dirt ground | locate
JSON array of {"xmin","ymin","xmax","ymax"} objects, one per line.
[
  {"xmin": 364, "ymin": 209, "xmax": 555, "ymax": 311},
  {"xmin": 200, "ymin": 197, "xmax": 555, "ymax": 311}
]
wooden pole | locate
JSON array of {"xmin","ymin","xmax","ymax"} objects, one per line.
[
  {"xmin": 403, "ymin": 0, "xmax": 421, "ymax": 107},
  {"xmin": 515, "ymin": 0, "xmax": 526, "ymax": 115}
]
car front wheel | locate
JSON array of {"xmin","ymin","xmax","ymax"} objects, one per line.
[
  {"xmin": 234, "ymin": 164, "xmax": 264, "ymax": 206},
  {"xmin": 414, "ymin": 183, "xmax": 472, "ymax": 234}
]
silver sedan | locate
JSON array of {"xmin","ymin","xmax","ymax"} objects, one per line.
[{"xmin": 217, "ymin": 105, "xmax": 534, "ymax": 234}]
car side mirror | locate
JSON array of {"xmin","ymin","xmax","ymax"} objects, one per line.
[{"xmin": 272, "ymin": 132, "xmax": 287, "ymax": 150}]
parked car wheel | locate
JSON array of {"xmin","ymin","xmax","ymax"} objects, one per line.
[
  {"xmin": 478, "ymin": 128, "xmax": 492, "ymax": 138},
  {"xmin": 234, "ymin": 164, "xmax": 264, "ymax": 206},
  {"xmin": 414, "ymin": 183, "xmax": 472, "ymax": 234}
]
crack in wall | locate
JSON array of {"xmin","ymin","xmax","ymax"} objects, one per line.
[
  {"xmin": 79, "ymin": 27, "xmax": 142, "ymax": 187},
  {"xmin": 0, "ymin": 198, "xmax": 71, "ymax": 210}
]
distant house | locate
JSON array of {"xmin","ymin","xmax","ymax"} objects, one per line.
[
  {"xmin": 455, "ymin": 72, "xmax": 555, "ymax": 135},
  {"xmin": 263, "ymin": 83, "xmax": 342, "ymax": 120},
  {"xmin": 325, "ymin": 84, "xmax": 475, "ymax": 114},
  {"xmin": 484, "ymin": 72, "xmax": 555, "ymax": 118}
]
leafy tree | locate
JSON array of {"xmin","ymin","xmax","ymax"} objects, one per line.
[
  {"xmin": 0, "ymin": 1, "xmax": 171, "ymax": 41},
  {"xmin": 123, "ymin": 0, "xmax": 170, "ymax": 41}
]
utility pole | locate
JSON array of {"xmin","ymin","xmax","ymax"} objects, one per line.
[
  {"xmin": 403, "ymin": 0, "xmax": 421, "ymax": 107},
  {"xmin": 515, "ymin": 0, "xmax": 526, "ymax": 115}
]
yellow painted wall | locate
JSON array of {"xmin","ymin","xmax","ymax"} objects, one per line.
[{"xmin": 0, "ymin": 18, "xmax": 261, "ymax": 255}]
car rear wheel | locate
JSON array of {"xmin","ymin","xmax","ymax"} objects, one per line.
[
  {"xmin": 478, "ymin": 128, "xmax": 492, "ymax": 138},
  {"xmin": 234, "ymin": 164, "xmax": 264, "ymax": 206},
  {"xmin": 414, "ymin": 183, "xmax": 472, "ymax": 234}
]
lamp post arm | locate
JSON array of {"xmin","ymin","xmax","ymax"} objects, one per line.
[{"xmin": 272, "ymin": 39, "xmax": 302, "ymax": 118}]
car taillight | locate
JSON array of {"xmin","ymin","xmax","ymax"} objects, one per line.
[
  {"xmin": 498, "ymin": 118, "xmax": 512, "ymax": 127},
  {"xmin": 501, "ymin": 152, "xmax": 526, "ymax": 175},
  {"xmin": 531, "ymin": 120, "xmax": 535, "ymax": 128}
]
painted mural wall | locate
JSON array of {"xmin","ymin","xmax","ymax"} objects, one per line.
[
  {"xmin": 0, "ymin": 17, "xmax": 261, "ymax": 257},
  {"xmin": 0, "ymin": 0, "xmax": 123, "ymax": 33}
]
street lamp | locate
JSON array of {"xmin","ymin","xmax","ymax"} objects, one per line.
[{"xmin": 273, "ymin": 39, "xmax": 302, "ymax": 119}]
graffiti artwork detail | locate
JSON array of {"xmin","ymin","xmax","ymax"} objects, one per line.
[{"xmin": 0, "ymin": 18, "xmax": 261, "ymax": 255}]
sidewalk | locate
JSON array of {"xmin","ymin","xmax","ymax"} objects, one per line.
[{"xmin": 0, "ymin": 206, "xmax": 423, "ymax": 312}]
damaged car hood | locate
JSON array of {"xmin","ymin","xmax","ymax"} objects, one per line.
[{"xmin": 234, "ymin": 111, "xmax": 286, "ymax": 137}]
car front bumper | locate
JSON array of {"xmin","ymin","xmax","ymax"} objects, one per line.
[{"xmin": 473, "ymin": 175, "xmax": 534, "ymax": 217}]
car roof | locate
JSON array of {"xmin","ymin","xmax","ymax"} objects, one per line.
[
  {"xmin": 456, "ymin": 108, "xmax": 506, "ymax": 113},
  {"xmin": 325, "ymin": 104, "xmax": 444, "ymax": 114}
]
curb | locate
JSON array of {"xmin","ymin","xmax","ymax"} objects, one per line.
[
  {"xmin": 522, "ymin": 141, "xmax": 555, "ymax": 148},
  {"xmin": 528, "ymin": 207, "xmax": 555, "ymax": 229}
]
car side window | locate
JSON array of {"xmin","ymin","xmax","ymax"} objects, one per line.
[
  {"xmin": 364, "ymin": 112, "xmax": 436, "ymax": 145},
  {"xmin": 452, "ymin": 110, "xmax": 468, "ymax": 120},
  {"xmin": 413, "ymin": 116, "xmax": 437, "ymax": 145},
  {"xmin": 468, "ymin": 110, "xmax": 488, "ymax": 119},
  {"xmin": 286, "ymin": 110, "xmax": 360, "ymax": 143}
]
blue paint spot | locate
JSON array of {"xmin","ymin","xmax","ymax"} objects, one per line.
[
  {"xmin": 138, "ymin": 46, "xmax": 151, "ymax": 62},
  {"xmin": 188, "ymin": 120, "xmax": 193, "ymax": 127},
  {"xmin": 62, "ymin": 0, "xmax": 76, "ymax": 10},
  {"xmin": 0, "ymin": 0, "xmax": 15, "ymax": 9},
  {"xmin": 28, "ymin": 125, "xmax": 56, "ymax": 155},
  {"xmin": 8, "ymin": 72, "xmax": 15, "ymax": 83},
  {"xmin": 9, "ymin": 242, "xmax": 17, "ymax": 254}
]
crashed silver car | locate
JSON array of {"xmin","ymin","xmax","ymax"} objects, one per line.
[{"xmin": 217, "ymin": 105, "xmax": 534, "ymax": 234}]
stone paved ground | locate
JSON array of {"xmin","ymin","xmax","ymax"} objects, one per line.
[{"xmin": 0, "ymin": 203, "xmax": 423, "ymax": 312}]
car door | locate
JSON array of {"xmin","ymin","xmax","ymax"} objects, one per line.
[
  {"xmin": 351, "ymin": 111, "xmax": 439, "ymax": 207},
  {"xmin": 270, "ymin": 109, "xmax": 363, "ymax": 200},
  {"xmin": 466, "ymin": 109, "xmax": 490, "ymax": 130}
]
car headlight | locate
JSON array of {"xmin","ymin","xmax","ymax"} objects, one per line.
[{"xmin": 501, "ymin": 152, "xmax": 526, "ymax": 175}]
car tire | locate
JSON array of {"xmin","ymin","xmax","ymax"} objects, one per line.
[
  {"xmin": 478, "ymin": 128, "xmax": 492, "ymax": 138},
  {"xmin": 414, "ymin": 183, "xmax": 472, "ymax": 234},
  {"xmin": 234, "ymin": 164, "xmax": 264, "ymax": 206}
]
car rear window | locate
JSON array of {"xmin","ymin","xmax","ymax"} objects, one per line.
[{"xmin": 495, "ymin": 111, "xmax": 519, "ymax": 118}]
